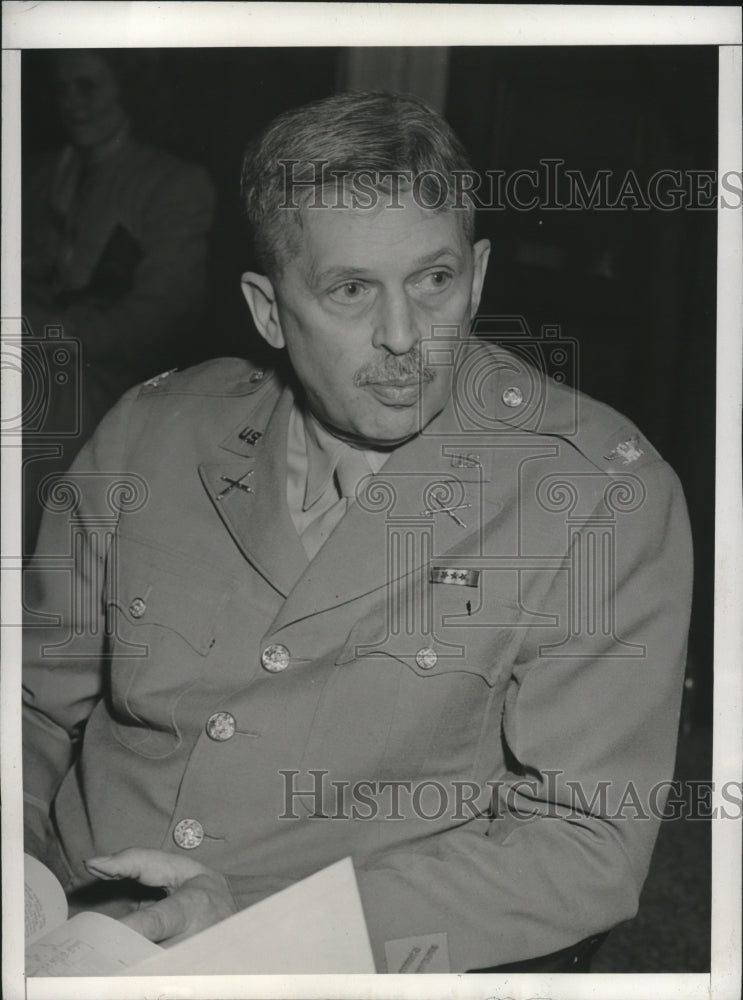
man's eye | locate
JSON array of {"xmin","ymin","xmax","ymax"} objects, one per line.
[
  {"xmin": 328, "ymin": 281, "xmax": 367, "ymax": 303},
  {"xmin": 419, "ymin": 270, "xmax": 452, "ymax": 291}
]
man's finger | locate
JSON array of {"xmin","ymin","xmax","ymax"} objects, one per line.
[
  {"xmin": 119, "ymin": 894, "xmax": 188, "ymax": 943},
  {"xmin": 84, "ymin": 848, "xmax": 206, "ymax": 889}
]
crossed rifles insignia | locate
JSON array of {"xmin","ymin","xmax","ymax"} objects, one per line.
[
  {"xmin": 420, "ymin": 495, "xmax": 471, "ymax": 528},
  {"xmin": 216, "ymin": 469, "xmax": 255, "ymax": 501}
]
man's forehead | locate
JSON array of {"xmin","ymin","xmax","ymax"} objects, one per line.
[{"xmin": 289, "ymin": 195, "xmax": 469, "ymax": 279}]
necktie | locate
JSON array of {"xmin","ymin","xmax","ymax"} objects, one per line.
[{"xmin": 300, "ymin": 447, "xmax": 371, "ymax": 560}]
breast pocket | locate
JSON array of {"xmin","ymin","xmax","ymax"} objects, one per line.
[
  {"xmin": 104, "ymin": 532, "xmax": 233, "ymax": 757},
  {"xmin": 328, "ymin": 569, "xmax": 522, "ymax": 783},
  {"xmin": 337, "ymin": 566, "xmax": 522, "ymax": 683}
]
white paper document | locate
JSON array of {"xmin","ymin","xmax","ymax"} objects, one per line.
[
  {"xmin": 128, "ymin": 856, "xmax": 376, "ymax": 974},
  {"xmin": 24, "ymin": 854, "xmax": 162, "ymax": 976}
]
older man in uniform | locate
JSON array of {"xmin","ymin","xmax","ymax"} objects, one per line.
[{"xmin": 23, "ymin": 92, "xmax": 692, "ymax": 973}]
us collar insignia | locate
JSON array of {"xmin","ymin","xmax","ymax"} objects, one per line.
[{"xmin": 238, "ymin": 426, "xmax": 263, "ymax": 446}]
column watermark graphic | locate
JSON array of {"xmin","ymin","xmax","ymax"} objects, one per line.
[{"xmin": 23, "ymin": 471, "xmax": 151, "ymax": 656}]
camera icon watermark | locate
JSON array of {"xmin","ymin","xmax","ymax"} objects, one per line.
[
  {"xmin": 420, "ymin": 314, "xmax": 579, "ymax": 438},
  {"xmin": 1, "ymin": 318, "xmax": 83, "ymax": 438}
]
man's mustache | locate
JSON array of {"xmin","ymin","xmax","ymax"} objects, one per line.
[{"xmin": 353, "ymin": 349, "xmax": 436, "ymax": 387}]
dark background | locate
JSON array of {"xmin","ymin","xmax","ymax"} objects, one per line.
[{"xmin": 22, "ymin": 46, "xmax": 716, "ymax": 971}]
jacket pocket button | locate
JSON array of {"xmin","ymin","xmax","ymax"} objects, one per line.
[
  {"xmin": 129, "ymin": 597, "xmax": 146, "ymax": 619},
  {"xmin": 173, "ymin": 818, "xmax": 204, "ymax": 849},
  {"xmin": 416, "ymin": 647, "xmax": 438, "ymax": 670},
  {"xmin": 205, "ymin": 711, "xmax": 236, "ymax": 741},
  {"xmin": 261, "ymin": 643, "xmax": 290, "ymax": 672}
]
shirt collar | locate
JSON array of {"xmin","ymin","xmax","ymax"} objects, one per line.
[
  {"xmin": 302, "ymin": 410, "xmax": 347, "ymax": 510},
  {"xmin": 291, "ymin": 406, "xmax": 390, "ymax": 512}
]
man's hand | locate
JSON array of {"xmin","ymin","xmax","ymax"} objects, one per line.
[{"xmin": 84, "ymin": 848, "xmax": 236, "ymax": 946}]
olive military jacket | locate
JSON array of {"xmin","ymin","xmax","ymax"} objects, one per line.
[{"xmin": 23, "ymin": 341, "xmax": 693, "ymax": 972}]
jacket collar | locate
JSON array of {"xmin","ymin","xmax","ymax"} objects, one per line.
[
  {"xmin": 200, "ymin": 340, "xmax": 522, "ymax": 614},
  {"xmin": 200, "ymin": 383, "xmax": 309, "ymax": 597}
]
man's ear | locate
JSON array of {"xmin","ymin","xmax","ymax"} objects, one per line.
[
  {"xmin": 470, "ymin": 239, "xmax": 491, "ymax": 316},
  {"xmin": 240, "ymin": 272, "xmax": 285, "ymax": 350}
]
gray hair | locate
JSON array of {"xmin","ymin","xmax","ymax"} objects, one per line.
[{"xmin": 240, "ymin": 91, "xmax": 476, "ymax": 278}]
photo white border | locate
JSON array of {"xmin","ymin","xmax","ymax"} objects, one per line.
[{"xmin": 2, "ymin": 4, "xmax": 741, "ymax": 1000}]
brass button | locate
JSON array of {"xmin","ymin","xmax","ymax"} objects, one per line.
[
  {"xmin": 261, "ymin": 643, "xmax": 290, "ymax": 673},
  {"xmin": 173, "ymin": 818, "xmax": 204, "ymax": 850},
  {"xmin": 502, "ymin": 386, "xmax": 524, "ymax": 408},
  {"xmin": 129, "ymin": 597, "xmax": 146, "ymax": 619},
  {"xmin": 249, "ymin": 369, "xmax": 265, "ymax": 383},
  {"xmin": 205, "ymin": 712, "xmax": 236, "ymax": 741},
  {"xmin": 416, "ymin": 647, "xmax": 438, "ymax": 670}
]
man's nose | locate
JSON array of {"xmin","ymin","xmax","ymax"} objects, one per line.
[{"xmin": 371, "ymin": 290, "xmax": 420, "ymax": 355}]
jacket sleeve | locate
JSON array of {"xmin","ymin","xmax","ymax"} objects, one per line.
[
  {"xmin": 22, "ymin": 389, "xmax": 140, "ymax": 859},
  {"xmin": 227, "ymin": 461, "xmax": 689, "ymax": 973}
]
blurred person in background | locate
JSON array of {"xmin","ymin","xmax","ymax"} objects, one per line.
[{"xmin": 22, "ymin": 49, "xmax": 215, "ymax": 554}]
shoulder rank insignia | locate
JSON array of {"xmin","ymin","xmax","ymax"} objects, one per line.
[
  {"xmin": 143, "ymin": 368, "xmax": 178, "ymax": 388},
  {"xmin": 605, "ymin": 435, "xmax": 644, "ymax": 465}
]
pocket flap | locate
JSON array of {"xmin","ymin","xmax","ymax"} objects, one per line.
[
  {"xmin": 336, "ymin": 585, "xmax": 519, "ymax": 687},
  {"xmin": 105, "ymin": 533, "xmax": 231, "ymax": 655}
]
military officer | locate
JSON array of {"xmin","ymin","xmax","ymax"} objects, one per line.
[{"xmin": 23, "ymin": 92, "xmax": 692, "ymax": 973}]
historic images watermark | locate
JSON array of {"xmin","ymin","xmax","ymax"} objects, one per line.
[
  {"xmin": 279, "ymin": 770, "xmax": 743, "ymax": 823},
  {"xmin": 279, "ymin": 159, "xmax": 743, "ymax": 212}
]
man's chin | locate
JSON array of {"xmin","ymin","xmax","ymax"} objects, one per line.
[
  {"xmin": 320, "ymin": 411, "xmax": 420, "ymax": 450},
  {"xmin": 311, "ymin": 393, "xmax": 445, "ymax": 450},
  {"xmin": 347, "ymin": 408, "xmax": 434, "ymax": 450}
]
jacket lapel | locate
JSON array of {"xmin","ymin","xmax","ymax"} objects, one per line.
[{"xmin": 199, "ymin": 386, "xmax": 308, "ymax": 597}]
